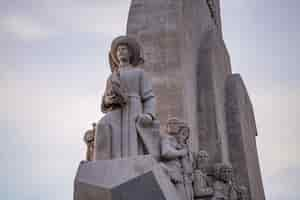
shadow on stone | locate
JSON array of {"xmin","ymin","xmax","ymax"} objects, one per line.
[{"xmin": 74, "ymin": 155, "xmax": 180, "ymax": 200}]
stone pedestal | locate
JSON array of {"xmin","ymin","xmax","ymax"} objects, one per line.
[{"xmin": 74, "ymin": 155, "xmax": 180, "ymax": 200}]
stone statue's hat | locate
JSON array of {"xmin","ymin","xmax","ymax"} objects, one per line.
[{"xmin": 109, "ymin": 36, "xmax": 144, "ymax": 71}]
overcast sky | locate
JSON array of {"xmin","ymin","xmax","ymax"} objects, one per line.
[{"xmin": 1, "ymin": 0, "xmax": 299, "ymax": 199}]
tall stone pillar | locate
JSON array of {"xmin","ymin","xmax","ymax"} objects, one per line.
[
  {"xmin": 127, "ymin": 0, "xmax": 230, "ymax": 163},
  {"xmin": 127, "ymin": 0, "xmax": 185, "ymax": 133},
  {"xmin": 179, "ymin": 0, "xmax": 231, "ymax": 163},
  {"xmin": 226, "ymin": 74, "xmax": 265, "ymax": 200},
  {"xmin": 127, "ymin": 1, "xmax": 265, "ymax": 199}
]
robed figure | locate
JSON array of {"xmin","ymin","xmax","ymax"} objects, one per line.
[
  {"xmin": 95, "ymin": 36, "xmax": 157, "ymax": 160},
  {"xmin": 160, "ymin": 118, "xmax": 194, "ymax": 200}
]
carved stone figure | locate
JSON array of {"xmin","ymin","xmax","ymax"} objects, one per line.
[
  {"xmin": 83, "ymin": 123, "xmax": 96, "ymax": 161},
  {"xmin": 237, "ymin": 186, "xmax": 249, "ymax": 200},
  {"xmin": 95, "ymin": 36, "xmax": 156, "ymax": 160},
  {"xmin": 160, "ymin": 118, "xmax": 194, "ymax": 200},
  {"xmin": 193, "ymin": 150, "xmax": 214, "ymax": 199},
  {"xmin": 195, "ymin": 150, "xmax": 209, "ymax": 170},
  {"xmin": 212, "ymin": 163, "xmax": 238, "ymax": 200}
]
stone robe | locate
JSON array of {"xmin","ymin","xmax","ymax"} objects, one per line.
[
  {"xmin": 212, "ymin": 181, "xmax": 238, "ymax": 200},
  {"xmin": 193, "ymin": 169, "xmax": 214, "ymax": 199},
  {"xmin": 95, "ymin": 67, "xmax": 156, "ymax": 159},
  {"xmin": 160, "ymin": 135, "xmax": 194, "ymax": 200}
]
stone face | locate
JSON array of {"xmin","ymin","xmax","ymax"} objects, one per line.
[
  {"xmin": 74, "ymin": 156, "xmax": 180, "ymax": 200},
  {"xmin": 225, "ymin": 74, "xmax": 265, "ymax": 200},
  {"xmin": 211, "ymin": 163, "xmax": 238, "ymax": 200}
]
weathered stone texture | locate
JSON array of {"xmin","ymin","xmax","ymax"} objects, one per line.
[
  {"xmin": 127, "ymin": 0, "xmax": 231, "ymax": 162},
  {"xmin": 74, "ymin": 156, "xmax": 180, "ymax": 200},
  {"xmin": 127, "ymin": 0, "xmax": 185, "ymax": 130},
  {"xmin": 127, "ymin": 1, "xmax": 265, "ymax": 199},
  {"xmin": 180, "ymin": 0, "xmax": 231, "ymax": 163},
  {"xmin": 226, "ymin": 74, "xmax": 265, "ymax": 200}
]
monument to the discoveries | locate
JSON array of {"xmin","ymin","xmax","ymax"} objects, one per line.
[
  {"xmin": 74, "ymin": 1, "xmax": 265, "ymax": 200},
  {"xmin": 127, "ymin": 0, "xmax": 265, "ymax": 199}
]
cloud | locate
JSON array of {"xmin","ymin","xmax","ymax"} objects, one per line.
[
  {"xmin": 55, "ymin": 1, "xmax": 130, "ymax": 35},
  {"xmin": 0, "ymin": 0, "xmax": 131, "ymax": 42},
  {"xmin": 222, "ymin": 0, "xmax": 300, "ymax": 86},
  {"xmin": 0, "ymin": 73, "xmax": 104, "ymax": 199},
  {"xmin": 253, "ymin": 83, "xmax": 300, "ymax": 177},
  {"xmin": 264, "ymin": 166, "xmax": 300, "ymax": 200},
  {"xmin": 0, "ymin": 15, "xmax": 57, "ymax": 41},
  {"xmin": 1, "ymin": 0, "xmax": 300, "ymax": 199}
]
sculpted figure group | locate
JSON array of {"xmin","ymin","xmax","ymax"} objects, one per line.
[{"xmin": 83, "ymin": 36, "xmax": 249, "ymax": 200}]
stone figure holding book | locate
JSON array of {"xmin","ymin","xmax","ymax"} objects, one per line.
[{"xmin": 95, "ymin": 36, "xmax": 156, "ymax": 160}]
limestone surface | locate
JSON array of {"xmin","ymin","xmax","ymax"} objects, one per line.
[
  {"xmin": 95, "ymin": 36, "xmax": 157, "ymax": 160},
  {"xmin": 127, "ymin": 1, "xmax": 265, "ymax": 199},
  {"xmin": 225, "ymin": 74, "xmax": 265, "ymax": 200},
  {"xmin": 74, "ymin": 155, "xmax": 180, "ymax": 200}
]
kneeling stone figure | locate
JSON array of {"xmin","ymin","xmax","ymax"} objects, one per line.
[
  {"xmin": 212, "ymin": 163, "xmax": 238, "ymax": 200},
  {"xmin": 160, "ymin": 118, "xmax": 194, "ymax": 200},
  {"xmin": 193, "ymin": 150, "xmax": 214, "ymax": 199}
]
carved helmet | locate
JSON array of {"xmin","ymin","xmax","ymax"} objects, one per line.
[{"xmin": 109, "ymin": 35, "xmax": 144, "ymax": 72}]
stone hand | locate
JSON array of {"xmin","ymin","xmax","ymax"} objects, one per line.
[
  {"xmin": 104, "ymin": 95, "xmax": 115, "ymax": 104},
  {"xmin": 180, "ymin": 148, "xmax": 188, "ymax": 156},
  {"xmin": 105, "ymin": 94, "xmax": 126, "ymax": 105},
  {"xmin": 138, "ymin": 113, "xmax": 153, "ymax": 126}
]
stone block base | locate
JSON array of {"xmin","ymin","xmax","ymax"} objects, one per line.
[{"xmin": 74, "ymin": 155, "xmax": 180, "ymax": 200}]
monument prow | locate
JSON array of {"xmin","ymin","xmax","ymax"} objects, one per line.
[{"xmin": 74, "ymin": 1, "xmax": 266, "ymax": 200}]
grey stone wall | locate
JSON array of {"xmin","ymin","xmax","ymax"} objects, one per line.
[
  {"xmin": 226, "ymin": 74, "xmax": 265, "ymax": 200},
  {"xmin": 127, "ymin": 1, "xmax": 265, "ymax": 199},
  {"xmin": 179, "ymin": 0, "xmax": 232, "ymax": 163},
  {"xmin": 127, "ymin": 0, "xmax": 185, "ymax": 130},
  {"xmin": 127, "ymin": 0, "xmax": 231, "ymax": 161}
]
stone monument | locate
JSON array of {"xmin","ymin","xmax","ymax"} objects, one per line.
[
  {"xmin": 127, "ymin": 0, "xmax": 265, "ymax": 199},
  {"xmin": 74, "ymin": 1, "xmax": 265, "ymax": 200}
]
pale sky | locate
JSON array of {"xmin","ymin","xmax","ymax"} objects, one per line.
[{"xmin": 0, "ymin": 0, "xmax": 299, "ymax": 199}]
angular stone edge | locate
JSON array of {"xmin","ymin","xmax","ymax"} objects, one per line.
[
  {"xmin": 225, "ymin": 74, "xmax": 265, "ymax": 200},
  {"xmin": 74, "ymin": 156, "xmax": 181, "ymax": 200}
]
